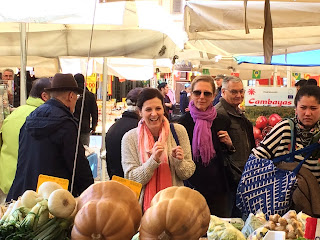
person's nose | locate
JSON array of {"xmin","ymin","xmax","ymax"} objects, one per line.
[
  {"xmin": 199, "ymin": 92, "xmax": 205, "ymax": 98},
  {"xmin": 151, "ymin": 109, "xmax": 157, "ymax": 115},
  {"xmin": 305, "ymin": 108, "xmax": 312, "ymax": 115}
]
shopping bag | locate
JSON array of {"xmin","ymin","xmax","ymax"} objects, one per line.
[{"xmin": 236, "ymin": 142, "xmax": 320, "ymax": 219}]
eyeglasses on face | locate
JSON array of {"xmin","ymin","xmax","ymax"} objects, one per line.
[
  {"xmin": 225, "ymin": 89, "xmax": 245, "ymax": 95},
  {"xmin": 192, "ymin": 90, "xmax": 213, "ymax": 97}
]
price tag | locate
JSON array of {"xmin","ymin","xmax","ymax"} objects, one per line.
[
  {"xmin": 36, "ymin": 174, "xmax": 69, "ymax": 193},
  {"xmin": 112, "ymin": 176, "xmax": 142, "ymax": 199}
]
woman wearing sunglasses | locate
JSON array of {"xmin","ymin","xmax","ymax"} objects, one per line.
[{"xmin": 178, "ymin": 75, "xmax": 236, "ymax": 217}]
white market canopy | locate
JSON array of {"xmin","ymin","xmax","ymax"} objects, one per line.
[
  {"xmin": 0, "ymin": 0, "xmax": 187, "ymax": 59},
  {"xmin": 184, "ymin": 0, "xmax": 320, "ymax": 57},
  {"xmin": 59, "ymin": 57, "xmax": 173, "ymax": 81}
]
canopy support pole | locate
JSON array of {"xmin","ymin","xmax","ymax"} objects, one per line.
[
  {"xmin": 273, "ymin": 66, "xmax": 277, "ymax": 87},
  {"xmin": 20, "ymin": 23, "xmax": 27, "ymax": 105},
  {"xmin": 100, "ymin": 57, "xmax": 108, "ymax": 181},
  {"xmin": 286, "ymin": 66, "xmax": 291, "ymax": 87}
]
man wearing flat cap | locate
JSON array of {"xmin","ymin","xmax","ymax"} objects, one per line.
[
  {"xmin": 213, "ymin": 74, "xmax": 225, "ymax": 106},
  {"xmin": 7, "ymin": 73, "xmax": 94, "ymax": 201}
]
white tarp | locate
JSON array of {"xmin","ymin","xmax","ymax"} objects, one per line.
[
  {"xmin": 184, "ymin": 1, "xmax": 320, "ymax": 56},
  {"xmin": 0, "ymin": 0, "xmax": 187, "ymax": 59},
  {"xmin": 59, "ymin": 57, "xmax": 156, "ymax": 81}
]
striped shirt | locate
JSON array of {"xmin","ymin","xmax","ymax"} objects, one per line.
[{"xmin": 252, "ymin": 119, "xmax": 320, "ymax": 183}]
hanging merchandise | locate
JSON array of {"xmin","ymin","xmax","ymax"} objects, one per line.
[
  {"xmin": 107, "ymin": 75, "xmax": 113, "ymax": 96},
  {"xmin": 0, "ymin": 84, "xmax": 11, "ymax": 128}
]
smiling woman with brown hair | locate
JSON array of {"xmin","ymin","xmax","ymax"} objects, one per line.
[
  {"xmin": 121, "ymin": 88, "xmax": 195, "ymax": 212},
  {"xmin": 178, "ymin": 75, "xmax": 237, "ymax": 217}
]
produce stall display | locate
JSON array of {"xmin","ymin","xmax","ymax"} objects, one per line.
[
  {"xmin": 0, "ymin": 181, "xmax": 75, "ymax": 239},
  {"xmin": 253, "ymin": 113, "xmax": 282, "ymax": 147},
  {"xmin": 0, "ymin": 181, "xmax": 314, "ymax": 240}
]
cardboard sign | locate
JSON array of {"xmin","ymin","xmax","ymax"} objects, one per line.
[
  {"xmin": 86, "ymin": 73, "xmax": 97, "ymax": 94},
  {"xmin": 112, "ymin": 176, "xmax": 142, "ymax": 199},
  {"xmin": 36, "ymin": 174, "xmax": 69, "ymax": 192},
  {"xmin": 245, "ymin": 87, "xmax": 296, "ymax": 107}
]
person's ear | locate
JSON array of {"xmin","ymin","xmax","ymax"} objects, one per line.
[
  {"xmin": 67, "ymin": 91, "xmax": 74, "ymax": 101},
  {"xmin": 41, "ymin": 92, "xmax": 50, "ymax": 102},
  {"xmin": 221, "ymin": 88, "xmax": 226, "ymax": 97}
]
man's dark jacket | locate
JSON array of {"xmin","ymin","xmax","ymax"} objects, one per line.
[
  {"xmin": 106, "ymin": 111, "xmax": 139, "ymax": 178},
  {"xmin": 179, "ymin": 90, "xmax": 189, "ymax": 114},
  {"xmin": 213, "ymin": 87, "xmax": 222, "ymax": 106},
  {"xmin": 74, "ymin": 89, "xmax": 98, "ymax": 133},
  {"xmin": 215, "ymin": 98, "xmax": 255, "ymax": 170},
  {"xmin": 7, "ymin": 99, "xmax": 94, "ymax": 201}
]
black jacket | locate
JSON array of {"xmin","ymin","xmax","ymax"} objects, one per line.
[
  {"xmin": 178, "ymin": 112, "xmax": 234, "ymax": 217},
  {"xmin": 215, "ymin": 98, "xmax": 255, "ymax": 170},
  {"xmin": 179, "ymin": 90, "xmax": 189, "ymax": 114},
  {"xmin": 74, "ymin": 89, "xmax": 98, "ymax": 133},
  {"xmin": 7, "ymin": 99, "xmax": 94, "ymax": 201},
  {"xmin": 106, "ymin": 111, "xmax": 140, "ymax": 178}
]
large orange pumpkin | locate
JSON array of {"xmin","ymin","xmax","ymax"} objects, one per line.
[
  {"xmin": 71, "ymin": 181, "xmax": 142, "ymax": 240},
  {"xmin": 139, "ymin": 186, "xmax": 210, "ymax": 240}
]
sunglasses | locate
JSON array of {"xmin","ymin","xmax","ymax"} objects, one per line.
[{"xmin": 192, "ymin": 90, "xmax": 213, "ymax": 97}]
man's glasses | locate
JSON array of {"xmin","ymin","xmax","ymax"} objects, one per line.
[
  {"xmin": 225, "ymin": 89, "xmax": 245, "ymax": 95},
  {"xmin": 192, "ymin": 90, "xmax": 213, "ymax": 97}
]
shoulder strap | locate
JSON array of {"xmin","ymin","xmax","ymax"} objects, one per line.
[
  {"xmin": 170, "ymin": 123, "xmax": 180, "ymax": 146},
  {"xmin": 285, "ymin": 118, "xmax": 296, "ymax": 162},
  {"xmin": 287, "ymin": 118, "xmax": 296, "ymax": 153}
]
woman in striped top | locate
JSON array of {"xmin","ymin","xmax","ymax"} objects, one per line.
[{"xmin": 252, "ymin": 85, "xmax": 320, "ymax": 183}]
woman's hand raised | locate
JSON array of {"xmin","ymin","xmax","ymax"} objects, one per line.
[
  {"xmin": 172, "ymin": 146, "xmax": 184, "ymax": 161},
  {"xmin": 151, "ymin": 141, "xmax": 165, "ymax": 163}
]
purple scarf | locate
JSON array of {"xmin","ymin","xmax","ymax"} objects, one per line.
[{"xmin": 189, "ymin": 100, "xmax": 217, "ymax": 166}]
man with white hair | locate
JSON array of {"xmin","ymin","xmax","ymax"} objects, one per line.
[
  {"xmin": 215, "ymin": 75, "xmax": 255, "ymax": 217},
  {"xmin": 2, "ymin": 68, "xmax": 14, "ymax": 105},
  {"xmin": 216, "ymin": 76, "xmax": 255, "ymax": 171}
]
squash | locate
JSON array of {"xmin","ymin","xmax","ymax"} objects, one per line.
[
  {"xmin": 139, "ymin": 186, "xmax": 210, "ymax": 240},
  {"xmin": 71, "ymin": 181, "xmax": 142, "ymax": 240}
]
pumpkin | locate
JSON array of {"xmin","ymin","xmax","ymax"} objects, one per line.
[
  {"xmin": 139, "ymin": 186, "xmax": 210, "ymax": 240},
  {"xmin": 71, "ymin": 181, "xmax": 142, "ymax": 240}
]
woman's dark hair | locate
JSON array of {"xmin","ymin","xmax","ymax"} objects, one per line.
[
  {"xmin": 294, "ymin": 85, "xmax": 320, "ymax": 106},
  {"xmin": 137, "ymin": 88, "xmax": 164, "ymax": 110},
  {"xmin": 157, "ymin": 82, "xmax": 167, "ymax": 91}
]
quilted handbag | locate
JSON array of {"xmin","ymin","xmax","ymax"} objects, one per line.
[{"xmin": 236, "ymin": 120, "xmax": 320, "ymax": 218}]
